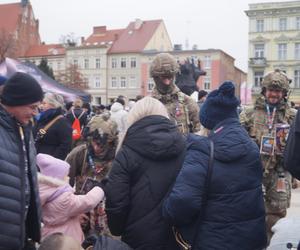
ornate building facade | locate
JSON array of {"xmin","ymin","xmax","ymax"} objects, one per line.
[{"xmin": 246, "ymin": 1, "xmax": 300, "ymax": 103}]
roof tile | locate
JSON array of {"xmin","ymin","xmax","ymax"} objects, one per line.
[
  {"xmin": 24, "ymin": 44, "xmax": 65, "ymax": 57},
  {"xmin": 109, "ymin": 19, "xmax": 162, "ymax": 53},
  {"xmin": 0, "ymin": 3, "xmax": 21, "ymax": 33}
]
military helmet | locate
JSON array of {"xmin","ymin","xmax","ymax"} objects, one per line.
[
  {"xmin": 150, "ymin": 53, "xmax": 179, "ymax": 78},
  {"xmin": 84, "ymin": 113, "xmax": 118, "ymax": 145},
  {"xmin": 261, "ymin": 69, "xmax": 291, "ymax": 93}
]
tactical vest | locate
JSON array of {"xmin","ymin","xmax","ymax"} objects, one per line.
[
  {"xmin": 244, "ymin": 101, "xmax": 296, "ymax": 172},
  {"xmin": 160, "ymin": 92, "xmax": 191, "ymax": 134},
  {"xmin": 75, "ymin": 147, "xmax": 112, "ymax": 194}
]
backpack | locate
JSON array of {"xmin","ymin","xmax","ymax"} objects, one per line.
[{"xmin": 71, "ymin": 109, "xmax": 85, "ymax": 140}]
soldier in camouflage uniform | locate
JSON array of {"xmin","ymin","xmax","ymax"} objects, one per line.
[
  {"xmin": 240, "ymin": 69, "xmax": 297, "ymax": 242},
  {"xmin": 66, "ymin": 113, "xmax": 118, "ymax": 236},
  {"xmin": 151, "ymin": 53, "xmax": 200, "ymax": 134}
]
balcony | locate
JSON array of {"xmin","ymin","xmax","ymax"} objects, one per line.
[{"xmin": 249, "ymin": 57, "xmax": 267, "ymax": 67}]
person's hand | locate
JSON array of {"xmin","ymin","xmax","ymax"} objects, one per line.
[{"xmin": 79, "ymin": 213, "xmax": 89, "ymax": 225}]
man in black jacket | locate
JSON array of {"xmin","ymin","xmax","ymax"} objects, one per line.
[
  {"xmin": 0, "ymin": 72, "xmax": 43, "ymax": 250},
  {"xmin": 284, "ymin": 110, "xmax": 300, "ymax": 179}
]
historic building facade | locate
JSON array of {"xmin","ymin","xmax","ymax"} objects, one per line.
[
  {"xmin": 15, "ymin": 13, "xmax": 245, "ymax": 105},
  {"xmin": 0, "ymin": 0, "xmax": 40, "ymax": 60},
  {"xmin": 246, "ymin": 1, "xmax": 300, "ymax": 103}
]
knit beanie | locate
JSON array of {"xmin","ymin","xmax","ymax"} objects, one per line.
[
  {"xmin": 0, "ymin": 75, "xmax": 7, "ymax": 86},
  {"xmin": 36, "ymin": 153, "xmax": 70, "ymax": 180},
  {"xmin": 199, "ymin": 81, "xmax": 240, "ymax": 130},
  {"xmin": 1, "ymin": 72, "xmax": 44, "ymax": 106}
]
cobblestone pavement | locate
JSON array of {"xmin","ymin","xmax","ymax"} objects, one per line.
[{"xmin": 287, "ymin": 187, "xmax": 300, "ymax": 218}]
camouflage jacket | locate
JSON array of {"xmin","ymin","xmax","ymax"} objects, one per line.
[
  {"xmin": 240, "ymin": 95, "xmax": 297, "ymax": 171},
  {"xmin": 66, "ymin": 144, "xmax": 113, "ymax": 194},
  {"xmin": 152, "ymin": 86, "xmax": 200, "ymax": 133}
]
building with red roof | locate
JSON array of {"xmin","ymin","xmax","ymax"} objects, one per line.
[
  {"xmin": 0, "ymin": 0, "xmax": 40, "ymax": 61},
  {"xmin": 20, "ymin": 15, "xmax": 245, "ymax": 105}
]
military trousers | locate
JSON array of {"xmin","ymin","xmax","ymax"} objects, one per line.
[{"xmin": 263, "ymin": 169, "xmax": 292, "ymax": 243}]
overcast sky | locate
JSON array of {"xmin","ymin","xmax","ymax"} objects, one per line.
[{"xmin": 0, "ymin": 0, "xmax": 293, "ymax": 71}]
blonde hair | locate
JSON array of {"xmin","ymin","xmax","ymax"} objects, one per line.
[
  {"xmin": 196, "ymin": 126, "xmax": 210, "ymax": 137},
  {"xmin": 117, "ymin": 96, "xmax": 169, "ymax": 152},
  {"xmin": 73, "ymin": 98, "xmax": 83, "ymax": 108},
  {"xmin": 44, "ymin": 92, "xmax": 65, "ymax": 109}
]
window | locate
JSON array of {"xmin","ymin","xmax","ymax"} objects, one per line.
[
  {"xmin": 84, "ymin": 59, "xmax": 89, "ymax": 69},
  {"xmin": 148, "ymin": 79, "xmax": 154, "ymax": 91},
  {"xmin": 96, "ymin": 97, "xmax": 101, "ymax": 104},
  {"xmin": 120, "ymin": 76, "xmax": 127, "ymax": 88},
  {"xmin": 295, "ymin": 70, "xmax": 300, "ymax": 88},
  {"xmin": 278, "ymin": 43, "xmax": 287, "ymax": 60},
  {"xmin": 94, "ymin": 76, "xmax": 100, "ymax": 88},
  {"xmin": 204, "ymin": 56, "xmax": 211, "ymax": 69},
  {"xmin": 121, "ymin": 58, "xmax": 126, "ymax": 68},
  {"xmin": 95, "ymin": 58, "xmax": 100, "ymax": 69},
  {"xmin": 204, "ymin": 77, "xmax": 211, "ymax": 90},
  {"xmin": 297, "ymin": 17, "xmax": 300, "ymax": 30},
  {"xmin": 129, "ymin": 76, "xmax": 137, "ymax": 88},
  {"xmin": 254, "ymin": 72, "xmax": 264, "ymax": 87},
  {"xmin": 254, "ymin": 44, "xmax": 265, "ymax": 58},
  {"xmin": 73, "ymin": 59, "xmax": 78, "ymax": 66},
  {"xmin": 295, "ymin": 43, "xmax": 300, "ymax": 60},
  {"xmin": 130, "ymin": 57, "xmax": 136, "ymax": 68},
  {"xmin": 57, "ymin": 62, "xmax": 61, "ymax": 70},
  {"xmin": 279, "ymin": 18, "xmax": 287, "ymax": 31},
  {"xmin": 112, "ymin": 58, "xmax": 117, "ymax": 68},
  {"xmin": 256, "ymin": 19, "xmax": 264, "ymax": 32},
  {"xmin": 111, "ymin": 77, "xmax": 117, "ymax": 88}
]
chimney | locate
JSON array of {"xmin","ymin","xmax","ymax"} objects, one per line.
[
  {"xmin": 93, "ymin": 26, "xmax": 107, "ymax": 34},
  {"xmin": 134, "ymin": 19, "xmax": 143, "ymax": 30},
  {"xmin": 81, "ymin": 36, "xmax": 85, "ymax": 45},
  {"xmin": 174, "ymin": 44, "xmax": 182, "ymax": 51},
  {"xmin": 21, "ymin": 0, "xmax": 28, "ymax": 7},
  {"xmin": 114, "ymin": 33, "xmax": 119, "ymax": 41}
]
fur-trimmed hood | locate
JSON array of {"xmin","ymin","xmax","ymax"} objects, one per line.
[
  {"xmin": 38, "ymin": 173, "xmax": 74, "ymax": 207},
  {"xmin": 38, "ymin": 173, "xmax": 69, "ymax": 187}
]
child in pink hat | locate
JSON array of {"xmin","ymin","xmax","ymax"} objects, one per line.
[{"xmin": 37, "ymin": 153, "xmax": 104, "ymax": 244}]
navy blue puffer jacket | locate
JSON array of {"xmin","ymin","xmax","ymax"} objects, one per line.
[
  {"xmin": 163, "ymin": 118, "xmax": 267, "ymax": 250},
  {"xmin": 0, "ymin": 106, "xmax": 41, "ymax": 250}
]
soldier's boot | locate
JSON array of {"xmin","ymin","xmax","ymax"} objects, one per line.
[{"xmin": 266, "ymin": 210, "xmax": 286, "ymax": 245}]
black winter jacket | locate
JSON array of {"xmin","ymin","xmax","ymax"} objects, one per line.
[
  {"xmin": 0, "ymin": 105, "xmax": 41, "ymax": 250},
  {"xmin": 105, "ymin": 115, "xmax": 186, "ymax": 250},
  {"xmin": 33, "ymin": 108, "xmax": 72, "ymax": 160},
  {"xmin": 284, "ymin": 110, "xmax": 300, "ymax": 179}
]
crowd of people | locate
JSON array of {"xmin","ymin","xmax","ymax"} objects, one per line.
[{"xmin": 0, "ymin": 52, "xmax": 299, "ymax": 250}]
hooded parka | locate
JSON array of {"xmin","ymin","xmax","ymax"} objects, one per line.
[{"xmin": 105, "ymin": 115, "xmax": 186, "ymax": 250}]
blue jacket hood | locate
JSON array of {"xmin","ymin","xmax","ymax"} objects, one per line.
[{"xmin": 188, "ymin": 118, "xmax": 249, "ymax": 163}]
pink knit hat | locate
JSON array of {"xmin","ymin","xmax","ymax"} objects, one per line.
[{"xmin": 36, "ymin": 153, "xmax": 70, "ymax": 180}]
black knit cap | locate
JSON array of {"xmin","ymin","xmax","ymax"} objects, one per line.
[{"xmin": 1, "ymin": 72, "xmax": 44, "ymax": 106}]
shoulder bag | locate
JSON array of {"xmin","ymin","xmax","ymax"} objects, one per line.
[{"xmin": 35, "ymin": 115, "xmax": 63, "ymax": 142}]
